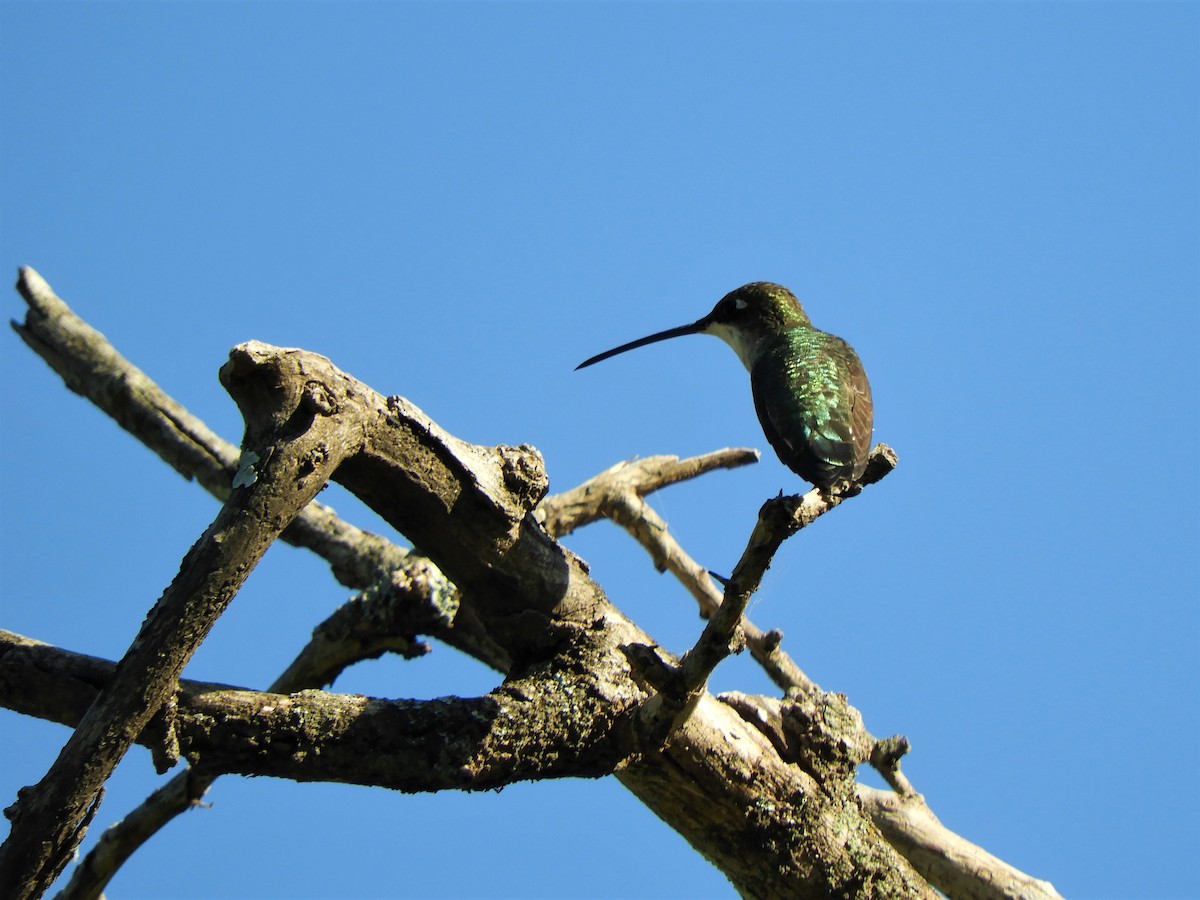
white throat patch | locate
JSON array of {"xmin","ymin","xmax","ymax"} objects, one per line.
[{"xmin": 705, "ymin": 322, "xmax": 760, "ymax": 372}]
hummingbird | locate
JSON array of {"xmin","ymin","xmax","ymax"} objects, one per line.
[{"xmin": 577, "ymin": 282, "xmax": 873, "ymax": 495}]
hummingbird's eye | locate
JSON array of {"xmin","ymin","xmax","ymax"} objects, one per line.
[{"xmin": 714, "ymin": 295, "xmax": 747, "ymax": 322}]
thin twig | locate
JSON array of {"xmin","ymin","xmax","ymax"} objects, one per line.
[
  {"xmin": 536, "ymin": 452, "xmax": 821, "ymax": 694},
  {"xmin": 631, "ymin": 446, "xmax": 897, "ymax": 742},
  {"xmin": 535, "ymin": 450, "xmax": 759, "ymax": 537}
]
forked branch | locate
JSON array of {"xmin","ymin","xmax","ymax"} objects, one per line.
[{"xmin": 2, "ymin": 269, "xmax": 1060, "ymax": 900}]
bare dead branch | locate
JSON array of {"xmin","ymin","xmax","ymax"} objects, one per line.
[
  {"xmin": 11, "ymin": 268, "xmax": 237, "ymax": 497},
  {"xmin": 634, "ymin": 446, "xmax": 898, "ymax": 734},
  {"xmin": 57, "ymin": 562, "xmax": 460, "ymax": 900},
  {"xmin": 0, "ymin": 344, "xmax": 362, "ymax": 898},
  {"xmin": 538, "ymin": 452, "xmax": 825, "ymax": 695},
  {"xmin": 856, "ymin": 786, "xmax": 1064, "ymax": 900},
  {"xmin": 192, "ymin": 342, "xmax": 935, "ymax": 897},
  {"xmin": 1, "ymin": 270, "xmax": 1053, "ymax": 900},
  {"xmin": 719, "ymin": 689, "xmax": 875, "ymax": 778},
  {"xmin": 0, "ymin": 630, "xmax": 638, "ymax": 792},
  {"xmin": 871, "ymin": 735, "xmax": 918, "ymax": 798},
  {"xmin": 683, "ymin": 448, "xmax": 898, "ymax": 686},
  {"xmin": 535, "ymin": 450, "xmax": 760, "ymax": 537},
  {"xmin": 11, "ymin": 266, "xmax": 426, "ymax": 593},
  {"xmin": 56, "ymin": 769, "xmax": 207, "ymax": 900},
  {"xmin": 12, "ymin": 266, "xmax": 525, "ymax": 680},
  {"xmin": 9, "ymin": 272, "xmax": 800, "ymax": 896}
]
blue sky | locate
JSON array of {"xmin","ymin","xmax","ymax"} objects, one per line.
[{"xmin": 1, "ymin": 3, "xmax": 1197, "ymax": 897}]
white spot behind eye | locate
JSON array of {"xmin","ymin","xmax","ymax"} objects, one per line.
[{"xmin": 734, "ymin": 297, "xmax": 748, "ymax": 310}]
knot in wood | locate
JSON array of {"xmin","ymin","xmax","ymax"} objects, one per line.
[
  {"xmin": 498, "ymin": 444, "xmax": 549, "ymax": 509},
  {"xmin": 300, "ymin": 380, "xmax": 338, "ymax": 416}
]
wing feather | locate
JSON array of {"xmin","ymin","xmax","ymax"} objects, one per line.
[{"xmin": 750, "ymin": 330, "xmax": 872, "ymax": 490}]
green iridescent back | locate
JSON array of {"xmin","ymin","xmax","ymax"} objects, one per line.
[{"xmin": 749, "ymin": 325, "xmax": 873, "ymax": 493}]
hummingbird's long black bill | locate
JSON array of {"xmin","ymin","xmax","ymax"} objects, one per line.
[{"xmin": 575, "ymin": 320, "xmax": 707, "ymax": 370}]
